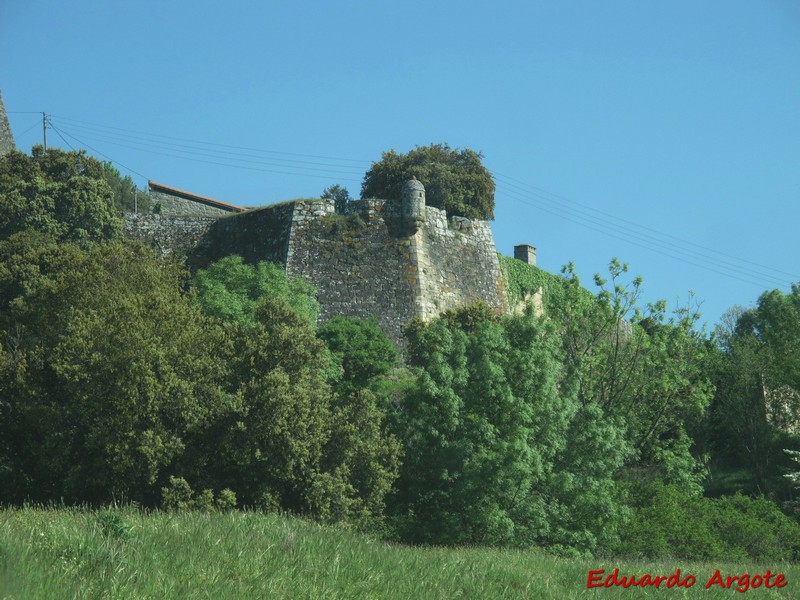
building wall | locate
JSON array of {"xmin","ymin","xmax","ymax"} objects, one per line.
[
  {"xmin": 286, "ymin": 199, "xmax": 420, "ymax": 345},
  {"xmin": 412, "ymin": 208, "xmax": 506, "ymax": 320},
  {"xmin": 188, "ymin": 201, "xmax": 297, "ymax": 270},
  {"xmin": 151, "ymin": 188, "xmax": 239, "ymax": 218},
  {"xmin": 126, "ymin": 195, "xmax": 508, "ymax": 349},
  {"xmin": 124, "ymin": 214, "xmax": 219, "ymax": 258}
]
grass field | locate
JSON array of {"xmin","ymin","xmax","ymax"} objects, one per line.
[{"xmin": 1, "ymin": 507, "xmax": 798, "ymax": 599}]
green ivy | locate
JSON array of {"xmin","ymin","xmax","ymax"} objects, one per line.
[{"xmin": 498, "ymin": 254, "xmax": 572, "ymax": 312}]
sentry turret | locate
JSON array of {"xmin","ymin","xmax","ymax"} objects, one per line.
[{"xmin": 400, "ymin": 176, "xmax": 426, "ymax": 234}]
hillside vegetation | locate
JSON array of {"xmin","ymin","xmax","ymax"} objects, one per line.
[
  {"xmin": 2, "ymin": 146, "xmax": 800, "ymax": 590},
  {"xmin": 2, "ymin": 507, "xmax": 798, "ymax": 600}
]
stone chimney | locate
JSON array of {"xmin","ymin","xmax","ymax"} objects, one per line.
[
  {"xmin": 0, "ymin": 91, "xmax": 15, "ymax": 157},
  {"xmin": 514, "ymin": 244, "xmax": 537, "ymax": 266}
]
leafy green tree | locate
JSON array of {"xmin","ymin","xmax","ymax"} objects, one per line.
[
  {"xmin": 321, "ymin": 184, "xmax": 351, "ymax": 214},
  {"xmin": 318, "ymin": 317, "xmax": 398, "ymax": 394},
  {"xmin": 0, "ymin": 234, "xmax": 227, "ymax": 504},
  {"xmin": 390, "ymin": 304, "xmax": 629, "ymax": 552},
  {"xmin": 192, "ymin": 255, "xmax": 319, "ymax": 327},
  {"xmin": 708, "ymin": 330, "xmax": 778, "ymax": 493},
  {"xmin": 318, "ymin": 386, "xmax": 402, "ymax": 528},
  {"xmin": 746, "ymin": 284, "xmax": 800, "ymax": 389},
  {"xmin": 705, "ymin": 286, "xmax": 800, "ymax": 497},
  {"xmin": 207, "ymin": 300, "xmax": 334, "ymax": 512},
  {"xmin": 0, "ymin": 233, "xmax": 400, "ymax": 521},
  {"xmin": 102, "ymin": 160, "xmax": 151, "ymax": 213},
  {"xmin": 361, "ymin": 143, "xmax": 495, "ymax": 220},
  {"xmin": 0, "ymin": 147, "xmax": 123, "ymax": 242},
  {"xmin": 551, "ymin": 260, "xmax": 713, "ymax": 491},
  {"xmin": 615, "ymin": 481, "xmax": 800, "ymax": 561},
  {"xmin": 187, "ymin": 300, "xmax": 400, "ymax": 526}
]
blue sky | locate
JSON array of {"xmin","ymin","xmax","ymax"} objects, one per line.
[{"xmin": 2, "ymin": 0, "xmax": 799, "ymax": 329}]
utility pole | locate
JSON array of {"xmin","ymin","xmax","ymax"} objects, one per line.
[{"xmin": 42, "ymin": 112, "xmax": 47, "ymax": 150}]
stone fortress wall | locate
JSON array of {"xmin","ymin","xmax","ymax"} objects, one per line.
[
  {"xmin": 124, "ymin": 181, "xmax": 245, "ymax": 257},
  {"xmin": 0, "ymin": 91, "xmax": 510, "ymax": 344},
  {"xmin": 124, "ymin": 214, "xmax": 220, "ymax": 258},
  {"xmin": 149, "ymin": 181, "xmax": 246, "ymax": 217},
  {"xmin": 0, "ymin": 92, "xmax": 512, "ymax": 347},
  {"xmin": 187, "ymin": 180, "xmax": 507, "ymax": 346}
]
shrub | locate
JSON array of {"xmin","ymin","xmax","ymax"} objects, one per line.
[
  {"xmin": 161, "ymin": 476, "xmax": 238, "ymax": 512},
  {"xmin": 614, "ymin": 482, "xmax": 800, "ymax": 561}
]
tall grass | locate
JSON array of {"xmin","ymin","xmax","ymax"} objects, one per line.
[{"xmin": 0, "ymin": 507, "xmax": 797, "ymax": 599}]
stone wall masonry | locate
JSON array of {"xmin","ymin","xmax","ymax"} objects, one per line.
[
  {"xmin": 285, "ymin": 199, "xmax": 419, "ymax": 346},
  {"xmin": 281, "ymin": 199, "xmax": 506, "ymax": 347},
  {"xmin": 124, "ymin": 214, "xmax": 218, "ymax": 257},
  {"xmin": 188, "ymin": 202, "xmax": 297, "ymax": 270},
  {"xmin": 412, "ymin": 206, "xmax": 507, "ymax": 320},
  {"xmin": 347, "ymin": 198, "xmax": 385, "ymax": 221},
  {"xmin": 151, "ymin": 189, "xmax": 238, "ymax": 218},
  {"xmin": 140, "ymin": 195, "xmax": 509, "ymax": 350}
]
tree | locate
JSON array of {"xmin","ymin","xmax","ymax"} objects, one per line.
[
  {"xmin": 0, "ymin": 233, "xmax": 400, "ymax": 521},
  {"xmin": 361, "ymin": 143, "xmax": 495, "ymax": 220},
  {"xmin": 102, "ymin": 160, "xmax": 151, "ymax": 213},
  {"xmin": 390, "ymin": 303, "xmax": 629, "ymax": 552},
  {"xmin": 0, "ymin": 147, "xmax": 123, "ymax": 242},
  {"xmin": 551, "ymin": 260, "xmax": 714, "ymax": 491},
  {"xmin": 185, "ymin": 299, "xmax": 400, "ymax": 526},
  {"xmin": 705, "ymin": 286, "xmax": 800, "ymax": 497},
  {"xmin": 321, "ymin": 184, "xmax": 351, "ymax": 215},
  {"xmin": 747, "ymin": 285, "xmax": 800, "ymax": 389},
  {"xmin": 317, "ymin": 317, "xmax": 398, "ymax": 395},
  {"xmin": 0, "ymin": 234, "xmax": 227, "ymax": 504},
  {"xmin": 192, "ymin": 255, "xmax": 319, "ymax": 327}
]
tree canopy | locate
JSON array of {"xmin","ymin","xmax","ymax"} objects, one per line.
[
  {"xmin": 192, "ymin": 255, "xmax": 320, "ymax": 327},
  {"xmin": 0, "ymin": 147, "xmax": 123, "ymax": 242},
  {"xmin": 703, "ymin": 285, "xmax": 800, "ymax": 498},
  {"xmin": 361, "ymin": 143, "xmax": 495, "ymax": 220},
  {"xmin": 321, "ymin": 184, "xmax": 351, "ymax": 214},
  {"xmin": 390, "ymin": 303, "xmax": 628, "ymax": 552},
  {"xmin": 0, "ymin": 234, "xmax": 227, "ymax": 504},
  {"xmin": 318, "ymin": 317, "xmax": 398, "ymax": 395}
]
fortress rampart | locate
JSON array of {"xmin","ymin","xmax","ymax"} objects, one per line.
[
  {"xmin": 125, "ymin": 179, "xmax": 507, "ymax": 346},
  {"xmin": 185, "ymin": 183, "xmax": 506, "ymax": 345}
]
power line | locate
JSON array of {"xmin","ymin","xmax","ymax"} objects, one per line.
[
  {"xmin": 16, "ymin": 117, "xmax": 43, "ymax": 137},
  {"xmin": 492, "ymin": 170, "xmax": 799, "ymax": 280},
  {"xmin": 36, "ymin": 113, "xmax": 797, "ymax": 290},
  {"xmin": 53, "ymin": 120, "xmax": 366, "ymax": 172},
  {"xmin": 54, "ymin": 127, "xmax": 149, "ymax": 181},
  {"xmin": 47, "ymin": 120, "xmax": 75, "ymax": 151},
  {"xmin": 54, "ymin": 123, "xmax": 365, "ymax": 176},
  {"xmin": 54, "ymin": 126, "xmax": 362, "ymax": 184},
  {"xmin": 496, "ymin": 184, "xmax": 791, "ymax": 289},
  {"xmin": 49, "ymin": 114, "xmax": 371, "ymax": 165},
  {"xmin": 494, "ymin": 181, "xmax": 791, "ymax": 287}
]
